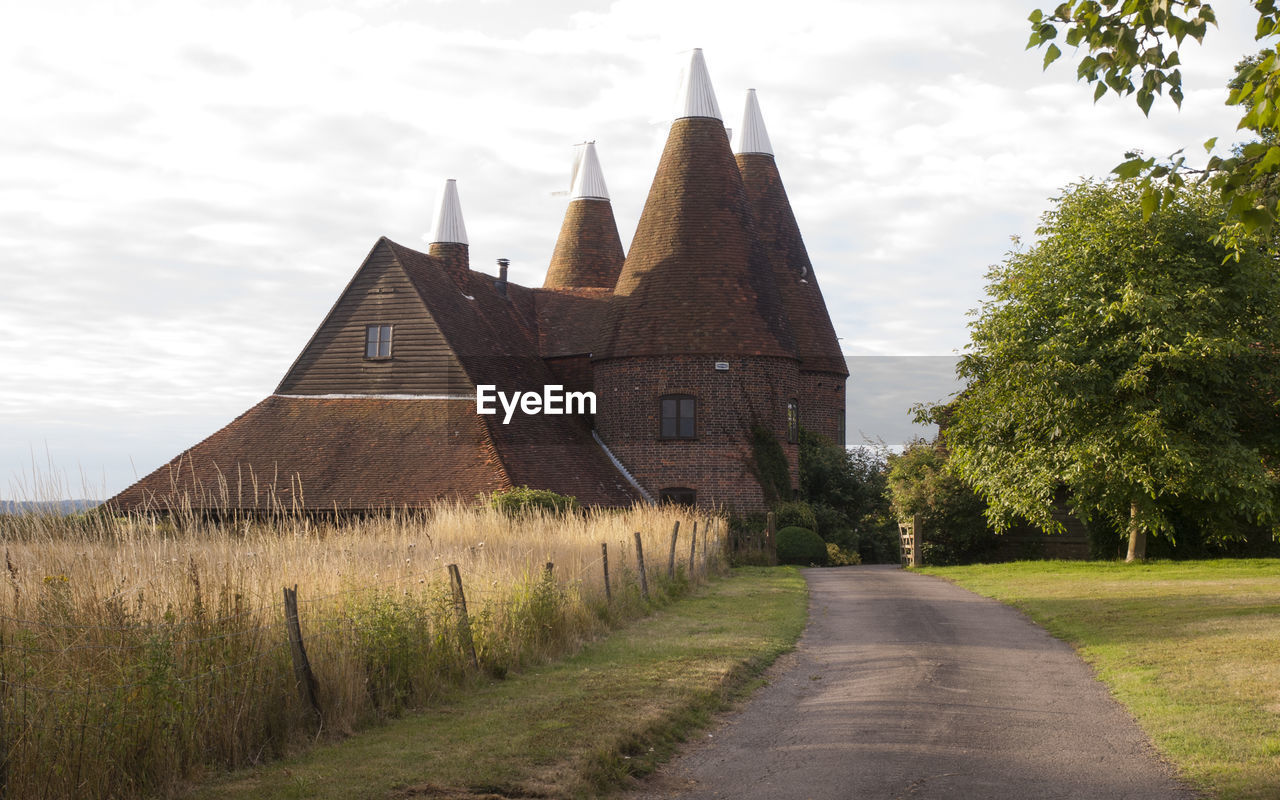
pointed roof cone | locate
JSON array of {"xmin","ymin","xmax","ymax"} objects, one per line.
[
  {"xmin": 735, "ymin": 94, "xmax": 846, "ymax": 376},
  {"xmin": 570, "ymin": 141, "xmax": 610, "ymax": 200},
  {"xmin": 675, "ymin": 48, "xmax": 721, "ymax": 120},
  {"xmin": 544, "ymin": 143, "xmax": 625, "ymax": 290},
  {"xmin": 595, "ymin": 54, "xmax": 794, "ymax": 361},
  {"xmin": 429, "ymin": 178, "xmax": 468, "ymax": 245},
  {"xmin": 428, "ymin": 179, "xmax": 470, "ymax": 281},
  {"xmin": 731, "ymin": 89, "xmax": 774, "ymax": 156}
]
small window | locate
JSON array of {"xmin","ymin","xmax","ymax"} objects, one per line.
[
  {"xmin": 787, "ymin": 400, "xmax": 799, "ymax": 444},
  {"xmin": 366, "ymin": 325, "xmax": 392, "ymax": 359},
  {"xmin": 660, "ymin": 394, "xmax": 696, "ymax": 439},
  {"xmin": 659, "ymin": 487, "xmax": 696, "ymax": 506}
]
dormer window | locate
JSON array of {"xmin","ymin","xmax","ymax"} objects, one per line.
[
  {"xmin": 660, "ymin": 394, "xmax": 696, "ymax": 439},
  {"xmin": 365, "ymin": 325, "xmax": 393, "ymax": 359}
]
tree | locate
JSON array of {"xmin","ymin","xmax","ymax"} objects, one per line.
[
  {"xmin": 941, "ymin": 180, "xmax": 1280, "ymax": 560},
  {"xmin": 885, "ymin": 439, "xmax": 994, "ymax": 566},
  {"xmin": 1026, "ymin": 1, "xmax": 1280, "ymax": 238},
  {"xmin": 798, "ymin": 430, "xmax": 900, "ymax": 563}
]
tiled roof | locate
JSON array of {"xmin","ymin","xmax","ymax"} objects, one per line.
[
  {"xmin": 108, "ymin": 396, "xmax": 508, "ymax": 512},
  {"xmin": 533, "ymin": 288, "xmax": 612, "ymax": 357},
  {"xmin": 594, "ymin": 116, "xmax": 796, "ymax": 360},
  {"xmin": 737, "ymin": 153, "xmax": 848, "ymax": 375},
  {"xmin": 543, "ymin": 198, "xmax": 626, "ymax": 289}
]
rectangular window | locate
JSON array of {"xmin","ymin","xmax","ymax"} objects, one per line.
[
  {"xmin": 787, "ymin": 400, "xmax": 799, "ymax": 444},
  {"xmin": 659, "ymin": 487, "xmax": 696, "ymax": 506},
  {"xmin": 660, "ymin": 394, "xmax": 696, "ymax": 439},
  {"xmin": 366, "ymin": 324, "xmax": 393, "ymax": 359}
]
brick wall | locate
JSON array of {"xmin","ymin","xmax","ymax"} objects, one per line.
[
  {"xmin": 593, "ymin": 355, "xmax": 800, "ymax": 512},
  {"xmin": 798, "ymin": 370, "xmax": 847, "ymax": 445}
]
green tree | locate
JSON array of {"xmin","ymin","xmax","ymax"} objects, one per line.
[
  {"xmin": 1026, "ymin": 1, "xmax": 1280, "ymax": 237},
  {"xmin": 798, "ymin": 430, "xmax": 899, "ymax": 562},
  {"xmin": 885, "ymin": 439, "xmax": 994, "ymax": 566},
  {"xmin": 942, "ymin": 180, "xmax": 1280, "ymax": 560}
]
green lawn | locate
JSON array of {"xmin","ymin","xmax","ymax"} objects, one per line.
[
  {"xmin": 919, "ymin": 559, "xmax": 1280, "ymax": 800},
  {"xmin": 186, "ymin": 567, "xmax": 808, "ymax": 799}
]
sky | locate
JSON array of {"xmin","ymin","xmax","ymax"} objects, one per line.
[{"xmin": 0, "ymin": 0, "xmax": 1268, "ymax": 500}]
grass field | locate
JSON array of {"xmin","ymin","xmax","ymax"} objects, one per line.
[
  {"xmin": 187, "ymin": 566, "xmax": 808, "ymax": 799},
  {"xmin": 0, "ymin": 502, "xmax": 725, "ymax": 799},
  {"xmin": 919, "ymin": 559, "xmax": 1280, "ymax": 800}
]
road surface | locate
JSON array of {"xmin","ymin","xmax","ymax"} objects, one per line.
[{"xmin": 627, "ymin": 565, "xmax": 1197, "ymax": 800}]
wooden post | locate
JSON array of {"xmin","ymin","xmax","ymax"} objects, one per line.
[
  {"xmin": 601, "ymin": 543, "xmax": 612, "ymax": 603},
  {"xmin": 898, "ymin": 516, "xmax": 920, "ymax": 567},
  {"xmin": 667, "ymin": 521, "xmax": 680, "ymax": 579},
  {"xmin": 634, "ymin": 531, "xmax": 650, "ymax": 600},
  {"xmin": 446, "ymin": 564, "xmax": 480, "ymax": 671},
  {"xmin": 765, "ymin": 511, "xmax": 778, "ymax": 566},
  {"xmin": 689, "ymin": 520, "xmax": 698, "ymax": 580},
  {"xmin": 282, "ymin": 585, "xmax": 322, "ymax": 723}
]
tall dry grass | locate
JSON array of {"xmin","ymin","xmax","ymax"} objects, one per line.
[{"xmin": 0, "ymin": 501, "xmax": 725, "ymax": 799}]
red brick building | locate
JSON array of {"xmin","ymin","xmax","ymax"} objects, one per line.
[{"xmin": 112, "ymin": 50, "xmax": 846, "ymax": 513}]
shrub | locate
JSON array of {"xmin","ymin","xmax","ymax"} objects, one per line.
[
  {"xmin": 489, "ymin": 486, "xmax": 579, "ymax": 516},
  {"xmin": 776, "ymin": 526, "xmax": 828, "ymax": 565},
  {"xmin": 825, "ymin": 543, "xmax": 861, "ymax": 566},
  {"xmin": 772, "ymin": 500, "xmax": 817, "ymax": 532},
  {"xmin": 886, "ymin": 440, "xmax": 993, "ymax": 566}
]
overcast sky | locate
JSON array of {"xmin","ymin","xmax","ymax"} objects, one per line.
[{"xmin": 1, "ymin": 1, "xmax": 1268, "ymax": 499}]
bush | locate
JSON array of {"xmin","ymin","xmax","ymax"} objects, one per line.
[
  {"xmin": 825, "ymin": 543, "xmax": 861, "ymax": 565},
  {"xmin": 776, "ymin": 526, "xmax": 828, "ymax": 565},
  {"xmin": 489, "ymin": 486, "xmax": 579, "ymax": 516},
  {"xmin": 886, "ymin": 440, "xmax": 993, "ymax": 566},
  {"xmin": 772, "ymin": 500, "xmax": 817, "ymax": 532}
]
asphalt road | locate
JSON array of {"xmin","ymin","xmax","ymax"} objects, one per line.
[{"xmin": 627, "ymin": 565, "xmax": 1198, "ymax": 800}]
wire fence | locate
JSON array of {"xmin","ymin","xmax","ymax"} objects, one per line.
[{"xmin": 0, "ymin": 517, "xmax": 729, "ymax": 800}]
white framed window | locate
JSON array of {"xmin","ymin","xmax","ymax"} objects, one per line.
[{"xmin": 365, "ymin": 324, "xmax": 393, "ymax": 359}]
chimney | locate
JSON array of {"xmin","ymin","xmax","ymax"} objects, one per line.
[{"xmin": 495, "ymin": 258, "xmax": 509, "ymax": 298}]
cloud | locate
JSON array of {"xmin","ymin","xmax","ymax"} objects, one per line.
[{"xmin": 0, "ymin": 0, "xmax": 1267, "ymax": 496}]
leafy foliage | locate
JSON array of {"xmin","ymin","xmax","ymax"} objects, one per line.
[
  {"xmin": 775, "ymin": 526, "xmax": 828, "ymax": 565},
  {"xmin": 771, "ymin": 500, "xmax": 818, "ymax": 532},
  {"xmin": 1026, "ymin": 1, "xmax": 1280, "ymax": 238},
  {"xmin": 749, "ymin": 424, "xmax": 792, "ymax": 506},
  {"xmin": 797, "ymin": 429, "xmax": 900, "ymax": 563},
  {"xmin": 886, "ymin": 439, "xmax": 995, "ymax": 566},
  {"xmin": 942, "ymin": 180, "xmax": 1280, "ymax": 553},
  {"xmin": 825, "ymin": 543, "xmax": 862, "ymax": 566},
  {"xmin": 489, "ymin": 486, "xmax": 579, "ymax": 516}
]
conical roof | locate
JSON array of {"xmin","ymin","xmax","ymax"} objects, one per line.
[
  {"xmin": 595, "ymin": 53, "xmax": 794, "ymax": 360},
  {"xmin": 675, "ymin": 48, "xmax": 721, "ymax": 120},
  {"xmin": 734, "ymin": 92, "xmax": 846, "ymax": 376},
  {"xmin": 544, "ymin": 143, "xmax": 625, "ymax": 289},
  {"xmin": 429, "ymin": 179, "xmax": 468, "ymax": 245},
  {"xmin": 731, "ymin": 89, "xmax": 773, "ymax": 156}
]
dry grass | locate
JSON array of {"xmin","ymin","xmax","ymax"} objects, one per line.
[{"xmin": 0, "ymin": 500, "xmax": 724, "ymax": 800}]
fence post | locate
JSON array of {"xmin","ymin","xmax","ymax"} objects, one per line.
[
  {"xmin": 689, "ymin": 520, "xmax": 698, "ymax": 580},
  {"xmin": 282, "ymin": 585, "xmax": 322, "ymax": 724},
  {"xmin": 634, "ymin": 531, "xmax": 650, "ymax": 600},
  {"xmin": 601, "ymin": 543, "xmax": 612, "ymax": 603},
  {"xmin": 446, "ymin": 564, "xmax": 480, "ymax": 671},
  {"xmin": 667, "ymin": 521, "xmax": 680, "ymax": 579},
  {"xmin": 766, "ymin": 512, "xmax": 778, "ymax": 566}
]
